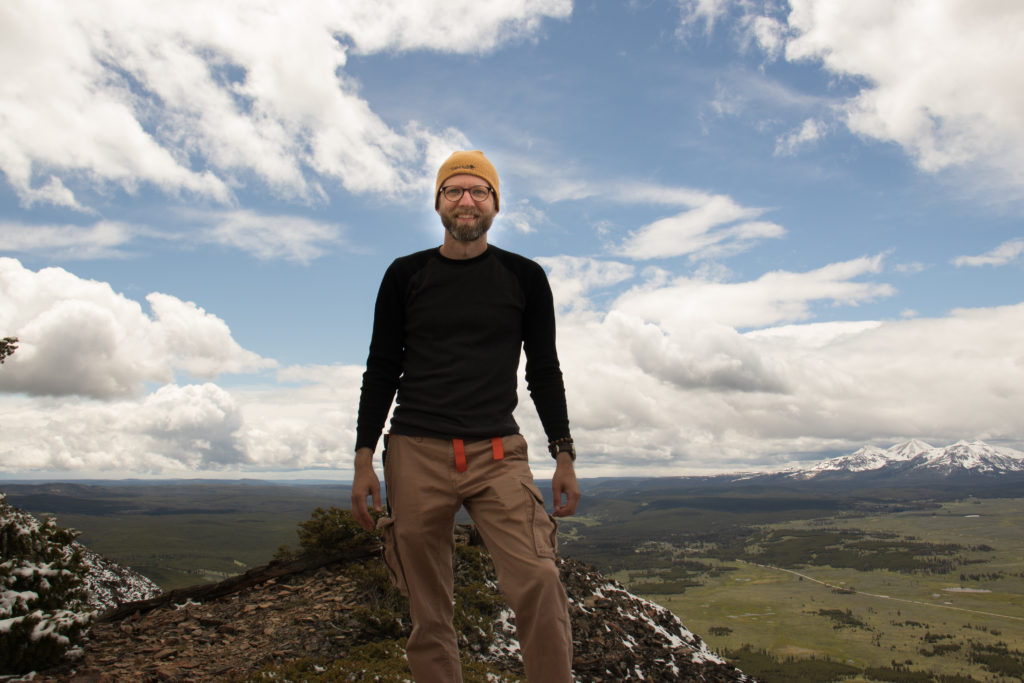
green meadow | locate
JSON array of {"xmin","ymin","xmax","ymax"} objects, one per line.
[{"xmin": 618, "ymin": 498, "xmax": 1024, "ymax": 682}]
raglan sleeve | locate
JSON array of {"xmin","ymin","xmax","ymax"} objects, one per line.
[
  {"xmin": 354, "ymin": 262, "xmax": 406, "ymax": 453},
  {"xmin": 521, "ymin": 260, "xmax": 572, "ymax": 444}
]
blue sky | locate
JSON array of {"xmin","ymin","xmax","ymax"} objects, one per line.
[{"xmin": 1, "ymin": 0, "xmax": 1023, "ymax": 479}]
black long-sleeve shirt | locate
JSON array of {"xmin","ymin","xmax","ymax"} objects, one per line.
[{"xmin": 355, "ymin": 245, "xmax": 571, "ymax": 453}]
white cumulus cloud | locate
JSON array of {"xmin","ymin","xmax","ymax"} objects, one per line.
[
  {"xmin": 790, "ymin": 0, "xmax": 1023, "ymax": 192},
  {"xmin": 0, "ymin": 258, "xmax": 275, "ymax": 398},
  {"xmin": 0, "ymin": 367, "xmax": 364, "ymax": 477},
  {"xmin": 0, "ymin": 383, "xmax": 246, "ymax": 473}
]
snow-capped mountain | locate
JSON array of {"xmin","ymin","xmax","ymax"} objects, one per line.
[
  {"xmin": 908, "ymin": 440, "xmax": 1024, "ymax": 476},
  {"xmin": 802, "ymin": 438, "xmax": 933, "ymax": 474},
  {"xmin": 787, "ymin": 440, "xmax": 1024, "ymax": 480},
  {"xmin": 886, "ymin": 438, "xmax": 937, "ymax": 462}
]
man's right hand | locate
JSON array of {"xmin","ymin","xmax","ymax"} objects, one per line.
[{"xmin": 350, "ymin": 447, "xmax": 382, "ymax": 531}]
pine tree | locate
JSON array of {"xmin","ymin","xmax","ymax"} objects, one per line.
[{"xmin": 1, "ymin": 493, "xmax": 94, "ymax": 674}]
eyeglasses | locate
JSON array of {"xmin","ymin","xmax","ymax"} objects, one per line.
[{"xmin": 439, "ymin": 185, "xmax": 494, "ymax": 203}]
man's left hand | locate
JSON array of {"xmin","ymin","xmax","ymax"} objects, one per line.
[{"xmin": 551, "ymin": 451, "xmax": 580, "ymax": 517}]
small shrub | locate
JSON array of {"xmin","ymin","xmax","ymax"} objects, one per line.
[
  {"xmin": 342, "ymin": 559, "xmax": 410, "ymax": 644},
  {"xmin": 274, "ymin": 506, "xmax": 380, "ymax": 560}
]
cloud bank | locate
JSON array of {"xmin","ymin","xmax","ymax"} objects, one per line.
[
  {"xmin": 535, "ymin": 266, "xmax": 1024, "ymax": 474},
  {"xmin": 0, "ymin": 0, "xmax": 570, "ymax": 210},
  {"xmin": 3, "ymin": 253, "xmax": 1023, "ymax": 478}
]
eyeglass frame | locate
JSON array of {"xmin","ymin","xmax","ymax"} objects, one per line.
[{"xmin": 438, "ymin": 185, "xmax": 495, "ymax": 203}]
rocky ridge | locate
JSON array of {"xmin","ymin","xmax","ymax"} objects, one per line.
[{"xmin": 30, "ymin": 536, "xmax": 752, "ymax": 682}]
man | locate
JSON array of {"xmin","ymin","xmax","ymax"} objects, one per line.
[{"xmin": 350, "ymin": 150, "xmax": 580, "ymax": 682}]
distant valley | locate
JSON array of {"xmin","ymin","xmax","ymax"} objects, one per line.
[{"xmin": 4, "ymin": 439, "xmax": 1024, "ymax": 681}]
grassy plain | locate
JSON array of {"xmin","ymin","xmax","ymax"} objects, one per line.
[
  {"xmin": 1, "ymin": 481, "xmax": 349, "ymax": 589},
  {"xmin": 621, "ymin": 498, "xmax": 1024, "ymax": 682}
]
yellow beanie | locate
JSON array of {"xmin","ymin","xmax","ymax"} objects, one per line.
[{"xmin": 435, "ymin": 150, "xmax": 500, "ymax": 210}]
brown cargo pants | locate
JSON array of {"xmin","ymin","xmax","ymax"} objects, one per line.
[{"xmin": 378, "ymin": 433, "xmax": 572, "ymax": 682}]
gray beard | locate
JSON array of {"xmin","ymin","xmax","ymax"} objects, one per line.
[{"xmin": 441, "ymin": 211, "xmax": 493, "ymax": 242}]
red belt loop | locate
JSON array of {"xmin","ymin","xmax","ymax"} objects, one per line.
[
  {"xmin": 491, "ymin": 437, "xmax": 504, "ymax": 462},
  {"xmin": 453, "ymin": 439, "xmax": 467, "ymax": 472}
]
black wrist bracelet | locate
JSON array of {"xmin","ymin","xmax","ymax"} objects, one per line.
[{"xmin": 548, "ymin": 437, "xmax": 575, "ymax": 461}]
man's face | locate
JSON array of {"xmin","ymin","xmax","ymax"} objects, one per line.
[{"xmin": 437, "ymin": 173, "xmax": 497, "ymax": 242}]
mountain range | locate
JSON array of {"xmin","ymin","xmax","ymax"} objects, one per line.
[{"xmin": 779, "ymin": 439, "xmax": 1024, "ymax": 481}]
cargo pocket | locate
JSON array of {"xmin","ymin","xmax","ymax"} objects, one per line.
[
  {"xmin": 521, "ymin": 481, "xmax": 558, "ymax": 559},
  {"xmin": 376, "ymin": 516, "xmax": 410, "ymax": 597}
]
